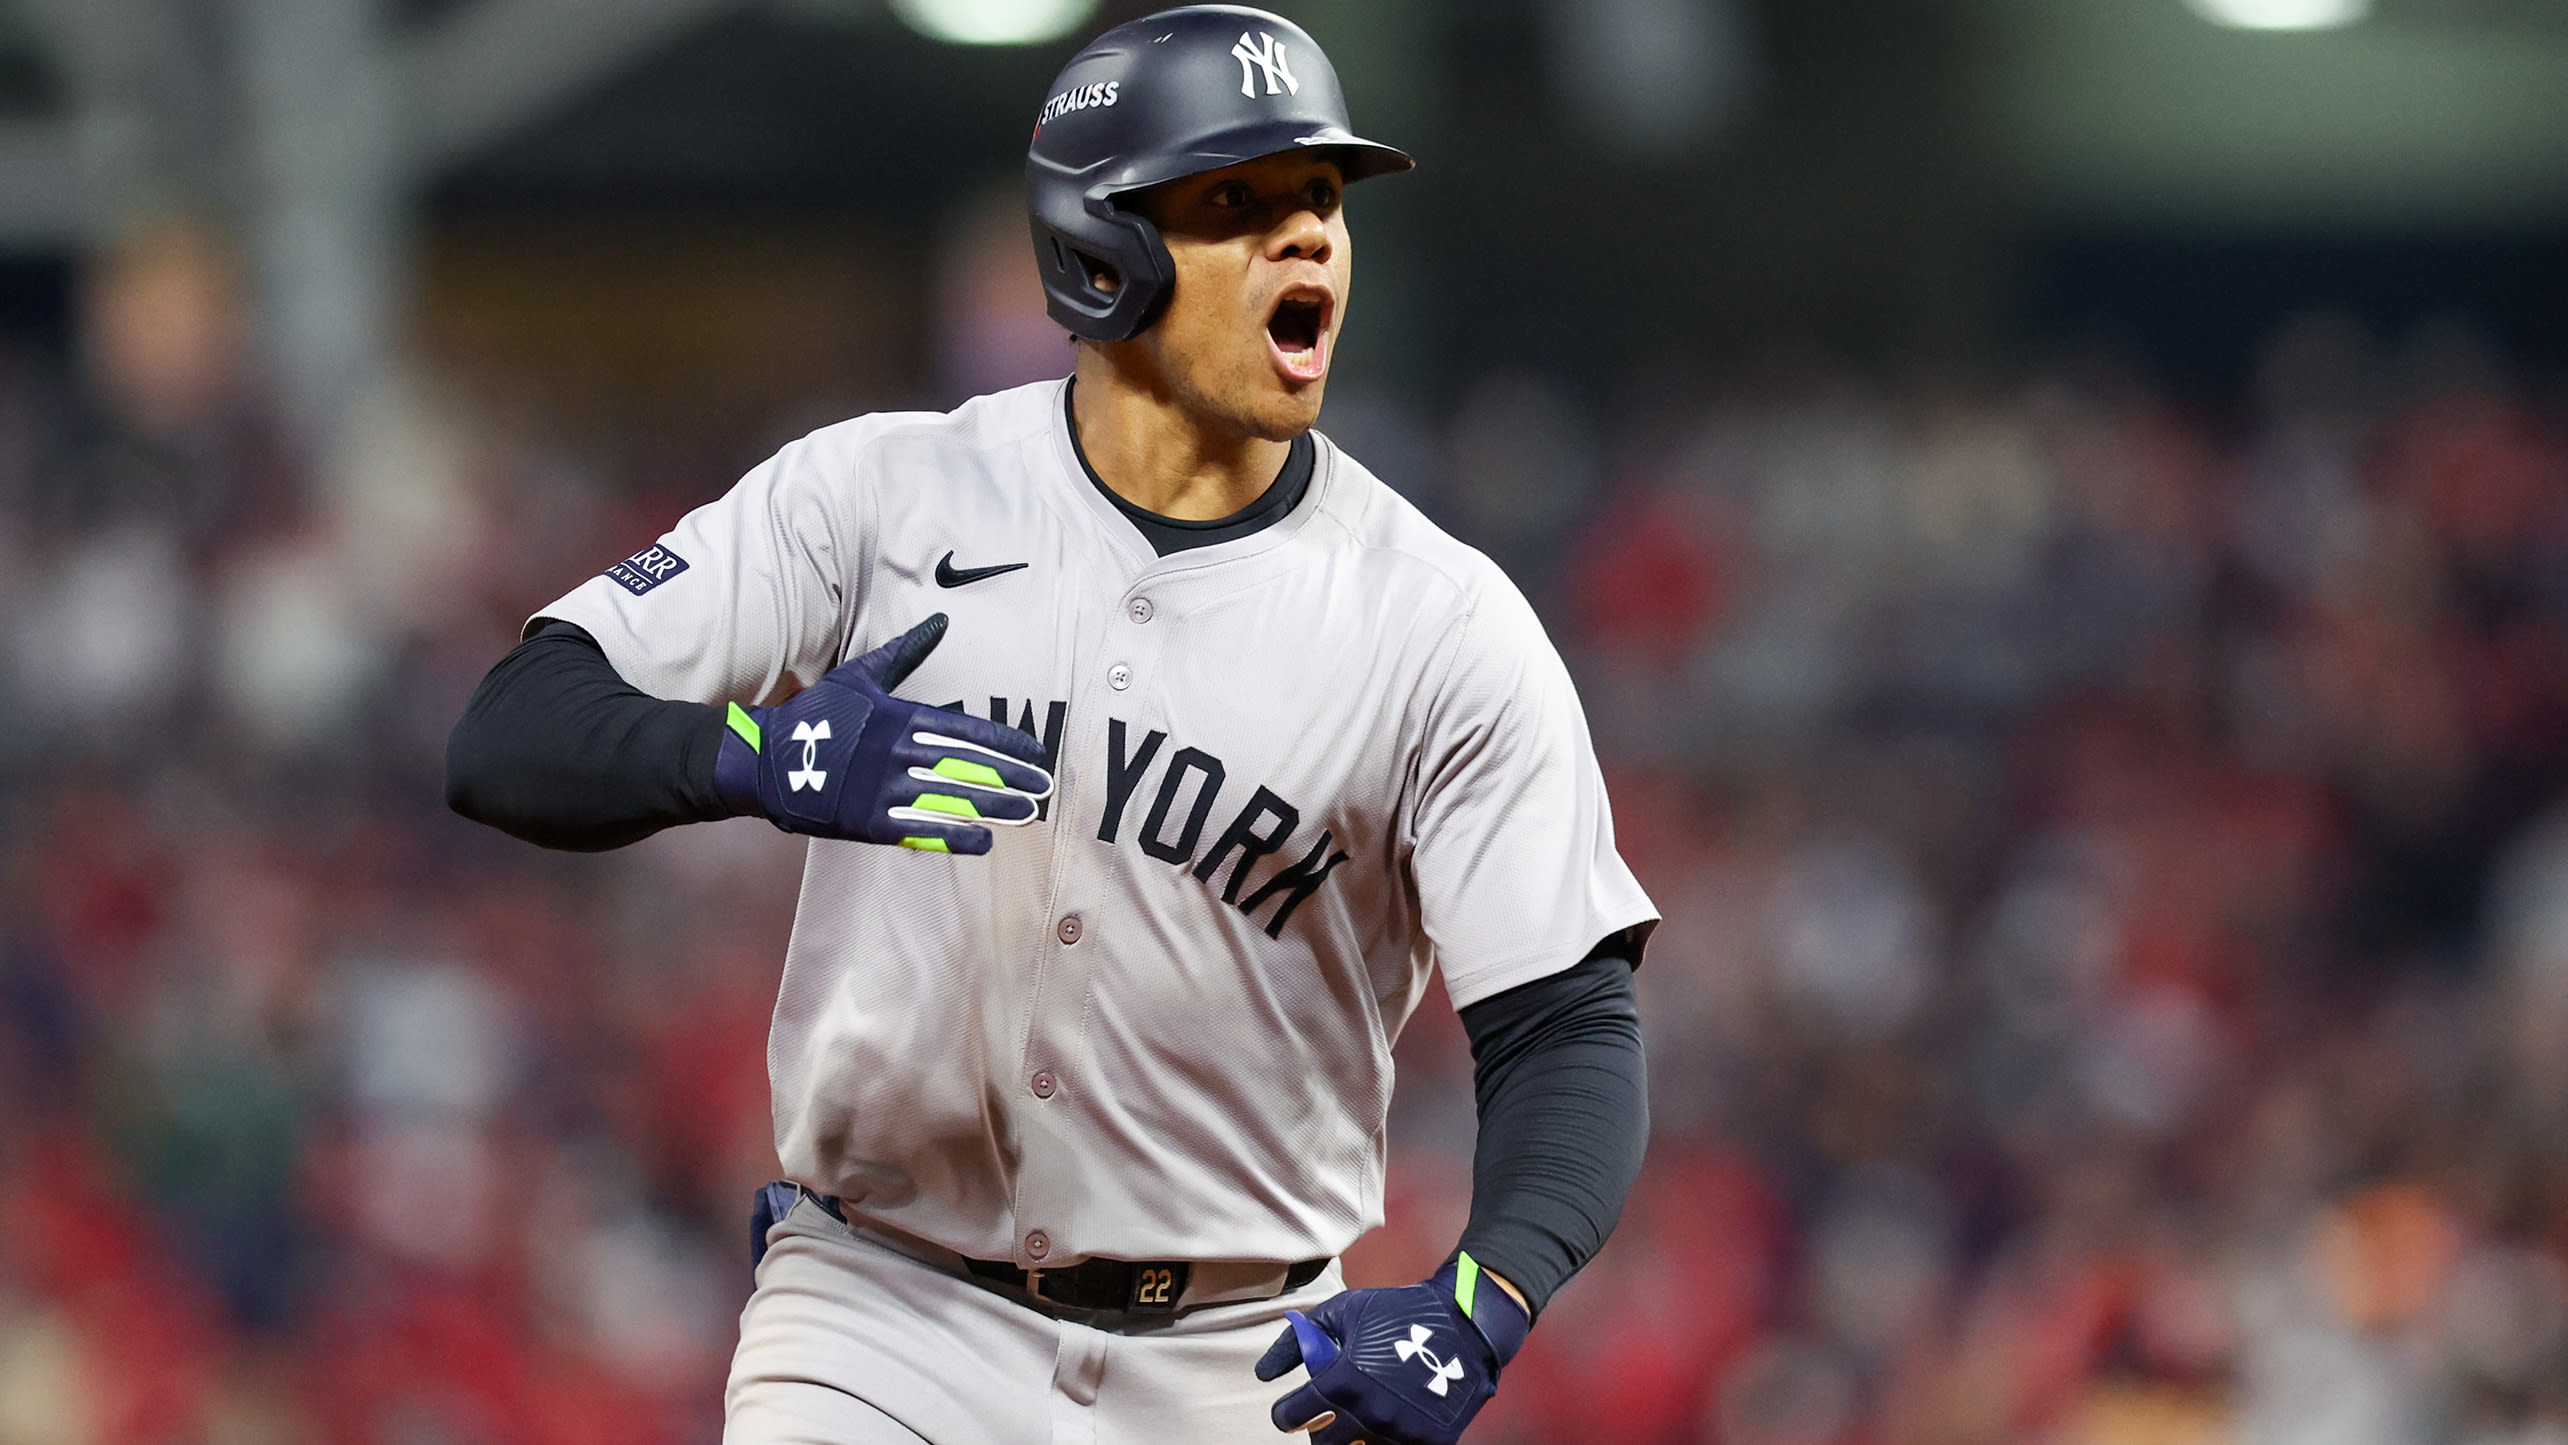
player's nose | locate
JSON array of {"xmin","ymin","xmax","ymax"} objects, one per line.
[{"xmin": 1265, "ymin": 207, "xmax": 1331, "ymax": 266}]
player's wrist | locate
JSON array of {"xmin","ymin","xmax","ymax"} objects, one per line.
[
  {"xmin": 713, "ymin": 701, "xmax": 765, "ymax": 817},
  {"xmin": 1432, "ymin": 1250, "xmax": 1530, "ymax": 1367}
]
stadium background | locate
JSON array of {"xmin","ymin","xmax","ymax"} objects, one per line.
[{"xmin": 5, "ymin": 0, "xmax": 2568, "ymax": 1440}]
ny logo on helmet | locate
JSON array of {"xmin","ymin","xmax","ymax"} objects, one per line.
[
  {"xmin": 1231, "ymin": 31, "xmax": 1299, "ymax": 98},
  {"xmin": 1392, "ymin": 1325, "xmax": 1466, "ymax": 1396},
  {"xmin": 788, "ymin": 719, "xmax": 830, "ymax": 792}
]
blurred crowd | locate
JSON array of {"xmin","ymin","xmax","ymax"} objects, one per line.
[{"xmin": 5, "ymin": 231, "xmax": 2568, "ymax": 1445}]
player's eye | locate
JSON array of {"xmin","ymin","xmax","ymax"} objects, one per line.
[
  {"xmin": 1305, "ymin": 181, "xmax": 1339, "ymax": 213},
  {"xmin": 1207, "ymin": 182, "xmax": 1249, "ymax": 208}
]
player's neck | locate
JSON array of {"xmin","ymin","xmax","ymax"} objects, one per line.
[{"xmin": 1069, "ymin": 356, "xmax": 1292, "ymax": 522}]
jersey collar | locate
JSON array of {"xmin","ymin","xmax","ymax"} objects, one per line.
[{"xmin": 1041, "ymin": 377, "xmax": 1335, "ymax": 578}]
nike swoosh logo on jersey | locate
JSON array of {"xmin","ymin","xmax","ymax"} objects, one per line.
[{"xmin": 935, "ymin": 552, "xmax": 1029, "ymax": 588}]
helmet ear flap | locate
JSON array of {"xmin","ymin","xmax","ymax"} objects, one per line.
[
  {"xmin": 1097, "ymin": 207, "xmax": 1175, "ymax": 339},
  {"xmin": 1029, "ymin": 190, "xmax": 1174, "ymax": 342}
]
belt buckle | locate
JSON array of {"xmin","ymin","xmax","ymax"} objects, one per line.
[{"xmin": 1126, "ymin": 1261, "xmax": 1189, "ymax": 1313}]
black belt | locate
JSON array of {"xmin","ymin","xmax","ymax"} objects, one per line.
[
  {"xmin": 798, "ymin": 1188, "xmax": 1325, "ymax": 1316},
  {"xmin": 962, "ymin": 1254, "xmax": 1331, "ymax": 1315}
]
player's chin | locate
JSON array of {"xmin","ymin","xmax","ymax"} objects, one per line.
[{"xmin": 1237, "ymin": 371, "xmax": 1326, "ymax": 442}]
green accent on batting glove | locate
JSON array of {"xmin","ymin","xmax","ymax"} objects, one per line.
[
  {"xmin": 931, "ymin": 757, "xmax": 1006, "ymax": 788},
  {"xmin": 726, "ymin": 701, "xmax": 762, "ymax": 751}
]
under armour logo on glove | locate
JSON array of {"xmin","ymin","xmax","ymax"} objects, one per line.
[
  {"xmin": 787, "ymin": 720, "xmax": 831, "ymax": 791},
  {"xmin": 713, "ymin": 613, "xmax": 1054, "ymax": 854},
  {"xmin": 1256, "ymin": 1253, "xmax": 1530, "ymax": 1445},
  {"xmin": 1392, "ymin": 1326, "xmax": 1465, "ymax": 1396}
]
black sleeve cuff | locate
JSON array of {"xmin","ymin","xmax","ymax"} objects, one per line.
[
  {"xmin": 1450, "ymin": 936, "xmax": 1649, "ymax": 1316},
  {"xmin": 445, "ymin": 621, "xmax": 733, "ymax": 851}
]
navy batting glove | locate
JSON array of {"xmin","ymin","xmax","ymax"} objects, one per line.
[
  {"xmin": 1255, "ymin": 1254, "xmax": 1531, "ymax": 1445},
  {"xmin": 711, "ymin": 613, "xmax": 1052, "ymax": 854}
]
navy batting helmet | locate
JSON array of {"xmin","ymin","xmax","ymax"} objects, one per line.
[{"xmin": 1026, "ymin": 5, "xmax": 1414, "ymax": 343}]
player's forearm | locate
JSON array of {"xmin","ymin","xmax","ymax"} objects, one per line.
[
  {"xmin": 445, "ymin": 621, "xmax": 735, "ymax": 851},
  {"xmin": 1452, "ymin": 943, "xmax": 1648, "ymax": 1316}
]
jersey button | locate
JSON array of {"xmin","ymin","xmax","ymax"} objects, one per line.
[
  {"xmin": 1057, "ymin": 914, "xmax": 1083, "ymax": 945},
  {"xmin": 1108, "ymin": 663, "xmax": 1132, "ymax": 690},
  {"xmin": 1025, "ymin": 1230, "xmax": 1052, "ymax": 1261},
  {"xmin": 1127, "ymin": 597, "xmax": 1154, "ymax": 624},
  {"xmin": 1030, "ymin": 1070, "xmax": 1057, "ymax": 1099}
]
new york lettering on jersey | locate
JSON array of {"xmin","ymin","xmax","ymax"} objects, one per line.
[
  {"xmin": 957, "ymin": 695, "xmax": 1358, "ymax": 938},
  {"xmin": 1094, "ymin": 717, "xmax": 1349, "ymax": 938}
]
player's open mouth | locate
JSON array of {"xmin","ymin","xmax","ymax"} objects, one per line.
[{"xmin": 1264, "ymin": 286, "xmax": 1333, "ymax": 384}]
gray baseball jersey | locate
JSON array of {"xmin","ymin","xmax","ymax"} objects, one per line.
[{"xmin": 537, "ymin": 378, "xmax": 1655, "ymax": 1269}]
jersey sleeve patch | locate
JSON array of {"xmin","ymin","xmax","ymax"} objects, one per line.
[{"xmin": 604, "ymin": 544, "xmax": 690, "ymax": 595}]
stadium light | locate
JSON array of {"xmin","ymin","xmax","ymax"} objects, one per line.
[
  {"xmin": 2181, "ymin": 0, "xmax": 2370, "ymax": 30},
  {"xmin": 888, "ymin": 0, "xmax": 1099, "ymax": 45}
]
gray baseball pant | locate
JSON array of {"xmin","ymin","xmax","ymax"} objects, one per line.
[{"xmin": 724, "ymin": 1194, "xmax": 1343, "ymax": 1444}]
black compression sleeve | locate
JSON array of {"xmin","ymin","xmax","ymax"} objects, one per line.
[
  {"xmin": 445, "ymin": 621, "xmax": 734, "ymax": 852},
  {"xmin": 1452, "ymin": 936, "xmax": 1649, "ymax": 1316}
]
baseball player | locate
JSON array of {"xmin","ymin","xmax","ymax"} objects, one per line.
[{"xmin": 446, "ymin": 7, "xmax": 1654, "ymax": 1442}]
